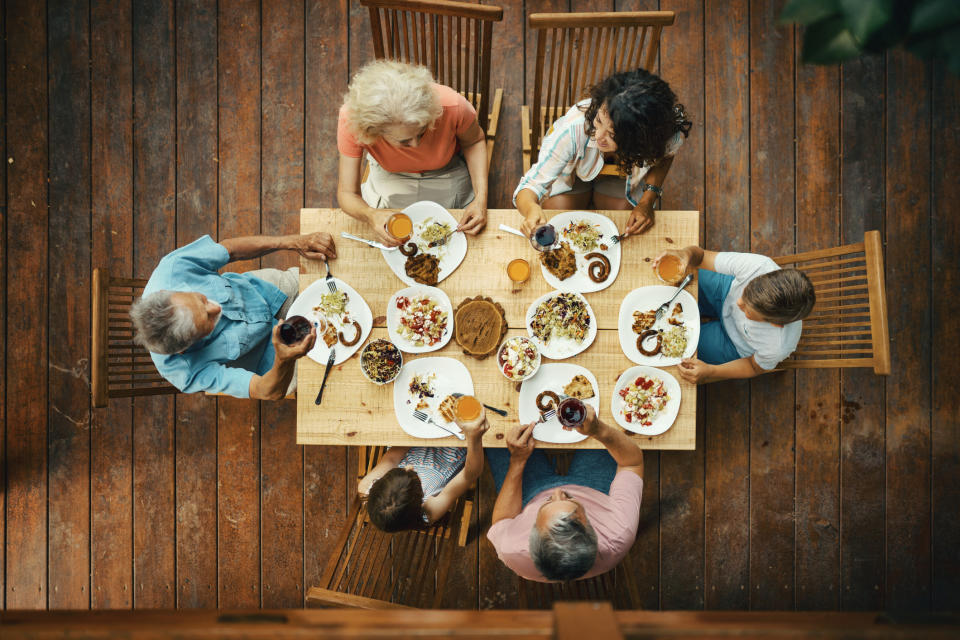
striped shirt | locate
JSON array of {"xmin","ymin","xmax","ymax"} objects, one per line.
[
  {"xmin": 513, "ymin": 100, "xmax": 684, "ymax": 207},
  {"xmin": 398, "ymin": 446, "xmax": 467, "ymax": 501}
]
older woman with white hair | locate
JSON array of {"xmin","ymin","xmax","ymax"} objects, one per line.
[
  {"xmin": 486, "ymin": 405, "xmax": 644, "ymax": 582},
  {"xmin": 337, "ymin": 60, "xmax": 488, "ymax": 246}
]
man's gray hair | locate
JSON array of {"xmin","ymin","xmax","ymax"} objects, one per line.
[
  {"xmin": 529, "ymin": 511, "xmax": 598, "ymax": 581},
  {"xmin": 129, "ymin": 290, "xmax": 201, "ymax": 355}
]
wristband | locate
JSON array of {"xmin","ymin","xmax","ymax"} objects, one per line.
[{"xmin": 640, "ymin": 182, "xmax": 663, "ymax": 197}]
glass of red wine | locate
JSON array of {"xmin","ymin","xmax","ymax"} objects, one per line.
[
  {"xmin": 529, "ymin": 223, "xmax": 558, "ymax": 252},
  {"xmin": 279, "ymin": 315, "xmax": 314, "ymax": 346},
  {"xmin": 557, "ymin": 397, "xmax": 587, "ymax": 429}
]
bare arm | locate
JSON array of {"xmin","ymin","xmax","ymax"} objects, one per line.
[
  {"xmin": 423, "ymin": 420, "xmax": 487, "ymax": 524},
  {"xmin": 457, "ymin": 119, "xmax": 489, "ymax": 234},
  {"xmin": 219, "ymin": 233, "xmax": 336, "ymax": 263},
  {"xmin": 516, "ymin": 189, "xmax": 546, "ymax": 237},
  {"xmin": 677, "ymin": 354, "xmax": 768, "ymax": 385},
  {"xmin": 624, "ymin": 156, "xmax": 675, "ymax": 236},
  {"xmin": 248, "ymin": 324, "xmax": 316, "ymax": 401},
  {"xmin": 490, "ymin": 422, "xmax": 536, "ymax": 525},
  {"xmin": 574, "ymin": 406, "xmax": 644, "ymax": 476},
  {"xmin": 336, "ymin": 153, "xmax": 400, "ymax": 247},
  {"xmin": 358, "ymin": 447, "xmax": 410, "ymax": 496}
]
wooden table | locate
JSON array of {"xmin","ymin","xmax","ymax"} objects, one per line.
[{"xmin": 297, "ymin": 208, "xmax": 700, "ymax": 450}]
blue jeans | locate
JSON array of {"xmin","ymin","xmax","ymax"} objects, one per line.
[
  {"xmin": 485, "ymin": 449, "xmax": 617, "ymax": 507},
  {"xmin": 696, "ymin": 269, "xmax": 742, "ymax": 365}
]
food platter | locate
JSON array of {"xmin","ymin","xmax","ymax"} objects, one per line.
[
  {"xmin": 380, "ymin": 201, "xmax": 467, "ymax": 286},
  {"xmin": 393, "ymin": 356, "xmax": 474, "ymax": 439},
  {"xmin": 617, "ymin": 286, "xmax": 699, "ymax": 366},
  {"xmin": 519, "ymin": 363, "xmax": 599, "ymax": 444},
  {"xmin": 539, "ymin": 211, "xmax": 621, "ymax": 293},
  {"xmin": 524, "ymin": 290, "xmax": 597, "ymax": 360},
  {"xmin": 285, "ymin": 278, "xmax": 373, "ymax": 366},
  {"xmin": 610, "ymin": 365, "xmax": 681, "ymax": 436},
  {"xmin": 386, "ymin": 285, "xmax": 454, "ymax": 354}
]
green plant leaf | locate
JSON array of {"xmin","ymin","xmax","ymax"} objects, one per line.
[
  {"xmin": 802, "ymin": 15, "xmax": 863, "ymax": 63},
  {"xmin": 909, "ymin": 0, "xmax": 960, "ymax": 35},
  {"xmin": 780, "ymin": 0, "xmax": 841, "ymax": 25},
  {"xmin": 839, "ymin": 0, "xmax": 893, "ymax": 41}
]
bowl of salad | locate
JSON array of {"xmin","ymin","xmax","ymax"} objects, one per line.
[
  {"xmin": 497, "ymin": 336, "xmax": 541, "ymax": 382},
  {"xmin": 360, "ymin": 339, "xmax": 404, "ymax": 385}
]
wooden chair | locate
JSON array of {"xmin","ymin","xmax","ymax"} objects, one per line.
[
  {"xmin": 91, "ymin": 268, "xmax": 179, "ymax": 407},
  {"xmin": 518, "ymin": 553, "xmax": 642, "ymax": 610},
  {"xmin": 521, "ymin": 11, "xmax": 676, "ymax": 174},
  {"xmin": 306, "ymin": 446, "xmax": 473, "ymax": 609},
  {"xmin": 360, "ymin": 0, "xmax": 504, "ymax": 172},
  {"xmin": 773, "ymin": 230, "xmax": 891, "ymax": 374}
]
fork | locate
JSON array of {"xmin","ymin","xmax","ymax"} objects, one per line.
[
  {"xmin": 654, "ymin": 273, "xmax": 694, "ymax": 323},
  {"xmin": 537, "ymin": 409, "xmax": 557, "ymax": 424},
  {"xmin": 412, "ymin": 409, "xmax": 466, "ymax": 440},
  {"xmin": 324, "ymin": 259, "xmax": 337, "ymax": 292},
  {"xmin": 607, "ymin": 233, "xmax": 625, "ymax": 245}
]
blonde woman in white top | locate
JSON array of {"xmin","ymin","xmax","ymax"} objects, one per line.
[{"xmin": 515, "ymin": 68, "xmax": 690, "ymax": 238}]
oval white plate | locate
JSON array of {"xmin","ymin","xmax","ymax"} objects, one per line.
[
  {"xmin": 519, "ymin": 363, "xmax": 600, "ymax": 444},
  {"xmin": 610, "ymin": 365, "xmax": 681, "ymax": 436},
  {"xmin": 386, "ymin": 285, "xmax": 454, "ymax": 354},
  {"xmin": 285, "ymin": 278, "xmax": 373, "ymax": 366},
  {"xmin": 617, "ymin": 286, "xmax": 700, "ymax": 366},
  {"xmin": 380, "ymin": 201, "xmax": 467, "ymax": 286},
  {"xmin": 539, "ymin": 211, "xmax": 621, "ymax": 293},
  {"xmin": 525, "ymin": 290, "xmax": 597, "ymax": 360},
  {"xmin": 393, "ymin": 356, "xmax": 474, "ymax": 439}
]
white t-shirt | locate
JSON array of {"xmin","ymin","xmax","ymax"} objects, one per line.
[{"xmin": 714, "ymin": 252, "xmax": 802, "ymax": 370}]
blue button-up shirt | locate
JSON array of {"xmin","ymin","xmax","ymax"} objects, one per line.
[{"xmin": 143, "ymin": 235, "xmax": 288, "ymax": 398}]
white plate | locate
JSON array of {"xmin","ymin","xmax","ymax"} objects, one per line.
[
  {"xmin": 519, "ymin": 363, "xmax": 600, "ymax": 444},
  {"xmin": 386, "ymin": 285, "xmax": 454, "ymax": 354},
  {"xmin": 393, "ymin": 356, "xmax": 474, "ymax": 439},
  {"xmin": 285, "ymin": 278, "xmax": 373, "ymax": 366},
  {"xmin": 539, "ymin": 211, "xmax": 621, "ymax": 293},
  {"xmin": 381, "ymin": 201, "xmax": 467, "ymax": 286},
  {"xmin": 525, "ymin": 290, "xmax": 597, "ymax": 360},
  {"xmin": 611, "ymin": 365, "xmax": 681, "ymax": 436},
  {"xmin": 617, "ymin": 286, "xmax": 700, "ymax": 366}
]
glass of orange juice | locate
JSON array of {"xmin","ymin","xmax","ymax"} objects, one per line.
[
  {"xmin": 507, "ymin": 258, "xmax": 531, "ymax": 293},
  {"xmin": 385, "ymin": 212, "xmax": 413, "ymax": 241},
  {"xmin": 453, "ymin": 394, "xmax": 485, "ymax": 430},
  {"xmin": 656, "ymin": 253, "xmax": 684, "ymax": 285}
]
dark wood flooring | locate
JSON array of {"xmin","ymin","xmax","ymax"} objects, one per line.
[{"xmin": 2, "ymin": 0, "xmax": 958, "ymax": 611}]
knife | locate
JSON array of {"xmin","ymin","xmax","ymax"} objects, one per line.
[
  {"xmin": 340, "ymin": 231, "xmax": 399, "ymax": 251},
  {"xmin": 315, "ymin": 349, "xmax": 336, "ymax": 405},
  {"xmin": 498, "ymin": 223, "xmax": 528, "ymax": 239}
]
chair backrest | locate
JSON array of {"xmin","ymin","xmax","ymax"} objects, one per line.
[
  {"xmin": 773, "ymin": 230, "xmax": 891, "ymax": 374},
  {"xmin": 518, "ymin": 554, "xmax": 641, "ymax": 609},
  {"xmin": 360, "ymin": 0, "xmax": 503, "ymax": 133},
  {"xmin": 91, "ymin": 268, "xmax": 179, "ymax": 407},
  {"xmin": 527, "ymin": 11, "xmax": 675, "ymax": 162}
]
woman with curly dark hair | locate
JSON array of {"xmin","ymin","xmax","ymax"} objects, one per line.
[{"xmin": 515, "ymin": 68, "xmax": 691, "ymax": 238}]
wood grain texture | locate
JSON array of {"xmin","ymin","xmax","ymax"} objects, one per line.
[
  {"xmin": 217, "ymin": 0, "xmax": 262, "ymax": 609},
  {"xmin": 90, "ymin": 0, "xmax": 135, "ymax": 609},
  {"xmin": 131, "ymin": 0, "xmax": 177, "ymax": 609},
  {"xmin": 793, "ymin": 44, "xmax": 841, "ymax": 610},
  {"xmin": 702, "ymin": 0, "xmax": 750, "ymax": 610},
  {"xmin": 838, "ymin": 53, "xmax": 886, "ymax": 611},
  {"xmin": 47, "ymin": 0, "xmax": 92, "ymax": 609},
  {"xmin": 303, "ymin": 0, "xmax": 350, "ymax": 598},
  {"xmin": 657, "ymin": 0, "xmax": 705, "ymax": 610},
  {"xmin": 0, "ymin": 0, "xmax": 6, "ymax": 602},
  {"xmin": 260, "ymin": 0, "xmax": 305, "ymax": 608},
  {"xmin": 884, "ymin": 49, "xmax": 932, "ymax": 611},
  {"xmin": 930, "ymin": 62, "xmax": 960, "ymax": 611},
  {"xmin": 174, "ymin": 0, "xmax": 219, "ymax": 609},
  {"xmin": 748, "ymin": 0, "xmax": 796, "ymax": 610},
  {"xmin": 5, "ymin": 0, "xmax": 49, "ymax": 610}
]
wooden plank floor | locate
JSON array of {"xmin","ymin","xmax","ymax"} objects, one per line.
[{"xmin": 2, "ymin": 0, "xmax": 958, "ymax": 611}]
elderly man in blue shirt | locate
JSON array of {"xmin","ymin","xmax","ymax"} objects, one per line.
[{"xmin": 130, "ymin": 232, "xmax": 336, "ymax": 400}]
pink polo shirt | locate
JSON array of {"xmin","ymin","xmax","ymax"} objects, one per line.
[{"xmin": 486, "ymin": 470, "xmax": 644, "ymax": 582}]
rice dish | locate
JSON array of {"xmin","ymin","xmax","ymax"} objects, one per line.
[{"xmin": 660, "ymin": 326, "xmax": 688, "ymax": 358}]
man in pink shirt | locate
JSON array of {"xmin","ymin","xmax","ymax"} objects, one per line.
[{"xmin": 486, "ymin": 406, "xmax": 644, "ymax": 582}]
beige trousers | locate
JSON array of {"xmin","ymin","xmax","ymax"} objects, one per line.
[{"xmin": 361, "ymin": 153, "xmax": 475, "ymax": 209}]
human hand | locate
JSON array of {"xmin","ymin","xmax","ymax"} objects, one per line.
[
  {"xmin": 293, "ymin": 232, "xmax": 337, "ymax": 261},
  {"xmin": 460, "ymin": 415, "xmax": 490, "ymax": 440},
  {"xmin": 624, "ymin": 201, "xmax": 655, "ymax": 236},
  {"xmin": 520, "ymin": 206, "xmax": 546, "ymax": 237},
  {"xmin": 678, "ymin": 357, "xmax": 712, "ymax": 384},
  {"xmin": 506, "ymin": 422, "xmax": 536, "ymax": 462},
  {"xmin": 370, "ymin": 211, "xmax": 404, "ymax": 247},
  {"xmin": 569, "ymin": 403, "xmax": 605, "ymax": 439},
  {"xmin": 652, "ymin": 248, "xmax": 691, "ymax": 275},
  {"xmin": 271, "ymin": 323, "xmax": 316, "ymax": 362},
  {"xmin": 458, "ymin": 199, "xmax": 487, "ymax": 234}
]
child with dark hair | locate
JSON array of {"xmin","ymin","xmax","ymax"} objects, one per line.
[
  {"xmin": 359, "ymin": 418, "xmax": 487, "ymax": 532},
  {"xmin": 515, "ymin": 67, "xmax": 691, "ymax": 239},
  {"xmin": 653, "ymin": 246, "xmax": 816, "ymax": 384}
]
